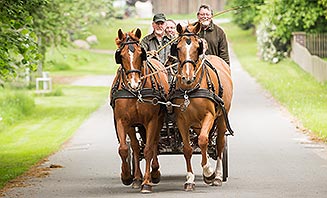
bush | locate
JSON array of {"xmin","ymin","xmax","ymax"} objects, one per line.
[
  {"xmin": 0, "ymin": 90, "xmax": 35, "ymax": 128},
  {"xmin": 256, "ymin": 18, "xmax": 288, "ymax": 63}
]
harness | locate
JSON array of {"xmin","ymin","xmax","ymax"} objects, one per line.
[
  {"xmin": 110, "ymin": 60, "xmax": 167, "ymax": 109},
  {"xmin": 169, "ymin": 57, "xmax": 234, "ymax": 136}
]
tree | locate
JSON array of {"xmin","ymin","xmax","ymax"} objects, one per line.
[
  {"xmin": 0, "ymin": 0, "xmax": 43, "ymax": 84},
  {"xmin": 0, "ymin": 0, "xmax": 114, "ymax": 84},
  {"xmin": 228, "ymin": 0, "xmax": 264, "ymax": 30}
]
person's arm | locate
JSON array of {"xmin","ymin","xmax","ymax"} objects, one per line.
[
  {"xmin": 140, "ymin": 38, "xmax": 149, "ymax": 51},
  {"xmin": 218, "ymin": 31, "xmax": 230, "ymax": 66}
]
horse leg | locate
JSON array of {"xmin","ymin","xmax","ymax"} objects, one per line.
[
  {"xmin": 213, "ymin": 117, "xmax": 226, "ymax": 186},
  {"xmin": 177, "ymin": 120, "xmax": 195, "ymax": 191},
  {"xmin": 128, "ymin": 131, "xmax": 143, "ymax": 189},
  {"xmin": 116, "ymin": 120, "xmax": 133, "ymax": 185},
  {"xmin": 198, "ymin": 114, "xmax": 216, "ymax": 185},
  {"xmin": 151, "ymin": 123, "xmax": 161, "ymax": 184},
  {"xmin": 140, "ymin": 120, "xmax": 159, "ymax": 193}
]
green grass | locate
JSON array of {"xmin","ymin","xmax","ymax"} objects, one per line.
[
  {"xmin": 89, "ymin": 18, "xmax": 150, "ymax": 50},
  {"xmin": 0, "ymin": 86, "xmax": 108, "ymax": 189},
  {"xmin": 221, "ymin": 23, "xmax": 327, "ymax": 140},
  {"xmin": 44, "ymin": 18, "xmax": 155, "ymax": 77},
  {"xmin": 45, "ymin": 47, "xmax": 116, "ymax": 76}
]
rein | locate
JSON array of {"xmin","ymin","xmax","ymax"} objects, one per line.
[{"xmin": 140, "ymin": 62, "xmax": 178, "ymax": 80}]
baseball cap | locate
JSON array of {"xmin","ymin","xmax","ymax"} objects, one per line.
[{"xmin": 153, "ymin": 13, "xmax": 166, "ymax": 23}]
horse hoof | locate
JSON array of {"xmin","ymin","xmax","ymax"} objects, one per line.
[
  {"xmin": 132, "ymin": 179, "xmax": 142, "ymax": 189},
  {"xmin": 121, "ymin": 177, "xmax": 133, "ymax": 186},
  {"xmin": 203, "ymin": 173, "xmax": 216, "ymax": 184},
  {"xmin": 211, "ymin": 178, "xmax": 222, "ymax": 186},
  {"xmin": 141, "ymin": 184, "xmax": 152, "ymax": 193},
  {"xmin": 151, "ymin": 171, "xmax": 161, "ymax": 184},
  {"xmin": 184, "ymin": 183, "xmax": 195, "ymax": 191}
]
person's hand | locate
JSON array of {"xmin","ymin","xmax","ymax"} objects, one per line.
[{"xmin": 146, "ymin": 50, "xmax": 158, "ymax": 57}]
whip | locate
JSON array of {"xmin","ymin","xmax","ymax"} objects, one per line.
[{"xmin": 156, "ymin": 5, "xmax": 247, "ymax": 53}]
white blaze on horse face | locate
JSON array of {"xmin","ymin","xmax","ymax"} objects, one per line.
[
  {"xmin": 184, "ymin": 42, "xmax": 192, "ymax": 76},
  {"xmin": 128, "ymin": 49, "xmax": 140, "ymax": 89}
]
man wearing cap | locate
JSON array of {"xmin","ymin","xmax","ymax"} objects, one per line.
[{"xmin": 141, "ymin": 13, "xmax": 171, "ymax": 64}]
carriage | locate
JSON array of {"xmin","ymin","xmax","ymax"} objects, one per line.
[
  {"xmin": 128, "ymin": 114, "xmax": 232, "ymax": 181},
  {"xmin": 110, "ymin": 23, "xmax": 234, "ymax": 193}
]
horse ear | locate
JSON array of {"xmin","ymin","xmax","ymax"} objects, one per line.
[
  {"xmin": 176, "ymin": 23, "xmax": 183, "ymax": 34},
  {"xmin": 134, "ymin": 28, "xmax": 142, "ymax": 39},
  {"xmin": 194, "ymin": 22, "xmax": 202, "ymax": 34},
  {"xmin": 118, "ymin": 29, "xmax": 124, "ymax": 40}
]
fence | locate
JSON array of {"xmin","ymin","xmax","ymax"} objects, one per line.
[
  {"xmin": 152, "ymin": 0, "xmax": 226, "ymax": 15},
  {"xmin": 291, "ymin": 33, "xmax": 327, "ymax": 82},
  {"xmin": 306, "ymin": 33, "xmax": 327, "ymax": 57}
]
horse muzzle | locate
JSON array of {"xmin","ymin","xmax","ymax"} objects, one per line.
[
  {"xmin": 180, "ymin": 60, "xmax": 197, "ymax": 85},
  {"xmin": 181, "ymin": 75, "xmax": 196, "ymax": 85}
]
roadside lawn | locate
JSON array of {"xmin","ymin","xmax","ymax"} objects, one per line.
[
  {"xmin": 221, "ymin": 22, "xmax": 327, "ymax": 141},
  {"xmin": 0, "ymin": 86, "xmax": 108, "ymax": 189},
  {"xmin": 0, "ymin": 17, "xmax": 149, "ymax": 191}
]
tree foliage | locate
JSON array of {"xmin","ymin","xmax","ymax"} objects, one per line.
[
  {"xmin": 228, "ymin": 0, "xmax": 264, "ymax": 30},
  {"xmin": 0, "ymin": 0, "xmax": 44, "ymax": 84},
  {"xmin": 256, "ymin": 0, "xmax": 327, "ymax": 63},
  {"xmin": 0, "ymin": 0, "xmax": 113, "ymax": 84},
  {"xmin": 229, "ymin": 0, "xmax": 327, "ymax": 63}
]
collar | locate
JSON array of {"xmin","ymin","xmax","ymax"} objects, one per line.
[{"xmin": 148, "ymin": 32, "xmax": 170, "ymax": 42}]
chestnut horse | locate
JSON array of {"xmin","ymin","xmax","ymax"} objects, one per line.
[
  {"xmin": 109, "ymin": 28, "xmax": 169, "ymax": 193},
  {"xmin": 169, "ymin": 23, "xmax": 233, "ymax": 191}
]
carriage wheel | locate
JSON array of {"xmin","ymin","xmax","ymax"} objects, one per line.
[{"xmin": 222, "ymin": 135, "xmax": 228, "ymax": 182}]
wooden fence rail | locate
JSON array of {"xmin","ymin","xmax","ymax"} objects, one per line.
[{"xmin": 306, "ymin": 33, "xmax": 327, "ymax": 57}]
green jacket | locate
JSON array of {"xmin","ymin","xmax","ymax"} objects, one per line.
[
  {"xmin": 140, "ymin": 32, "xmax": 171, "ymax": 64},
  {"xmin": 198, "ymin": 21, "xmax": 230, "ymax": 66}
]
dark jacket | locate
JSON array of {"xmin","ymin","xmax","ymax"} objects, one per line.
[
  {"xmin": 197, "ymin": 21, "xmax": 230, "ymax": 66},
  {"xmin": 140, "ymin": 32, "xmax": 171, "ymax": 64}
]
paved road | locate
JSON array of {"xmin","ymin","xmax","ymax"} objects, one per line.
[{"xmin": 2, "ymin": 51, "xmax": 327, "ymax": 198}]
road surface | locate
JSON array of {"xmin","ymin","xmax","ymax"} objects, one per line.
[{"xmin": 2, "ymin": 51, "xmax": 327, "ymax": 198}]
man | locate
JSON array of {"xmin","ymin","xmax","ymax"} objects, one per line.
[
  {"xmin": 141, "ymin": 13, "xmax": 171, "ymax": 65},
  {"xmin": 165, "ymin": 19, "xmax": 177, "ymax": 39},
  {"xmin": 196, "ymin": 4, "xmax": 230, "ymax": 66}
]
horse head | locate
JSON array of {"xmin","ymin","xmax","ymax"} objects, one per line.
[
  {"xmin": 172, "ymin": 23, "xmax": 204, "ymax": 86},
  {"xmin": 115, "ymin": 28, "xmax": 147, "ymax": 91}
]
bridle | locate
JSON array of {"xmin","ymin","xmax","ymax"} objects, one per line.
[
  {"xmin": 171, "ymin": 32, "xmax": 204, "ymax": 71},
  {"xmin": 115, "ymin": 36, "xmax": 147, "ymax": 76}
]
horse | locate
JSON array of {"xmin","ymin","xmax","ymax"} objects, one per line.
[
  {"xmin": 169, "ymin": 23, "xmax": 233, "ymax": 191},
  {"xmin": 109, "ymin": 28, "xmax": 169, "ymax": 193}
]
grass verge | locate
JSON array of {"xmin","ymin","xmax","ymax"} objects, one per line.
[
  {"xmin": 0, "ymin": 86, "xmax": 108, "ymax": 189},
  {"xmin": 222, "ymin": 22, "xmax": 327, "ymax": 140}
]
